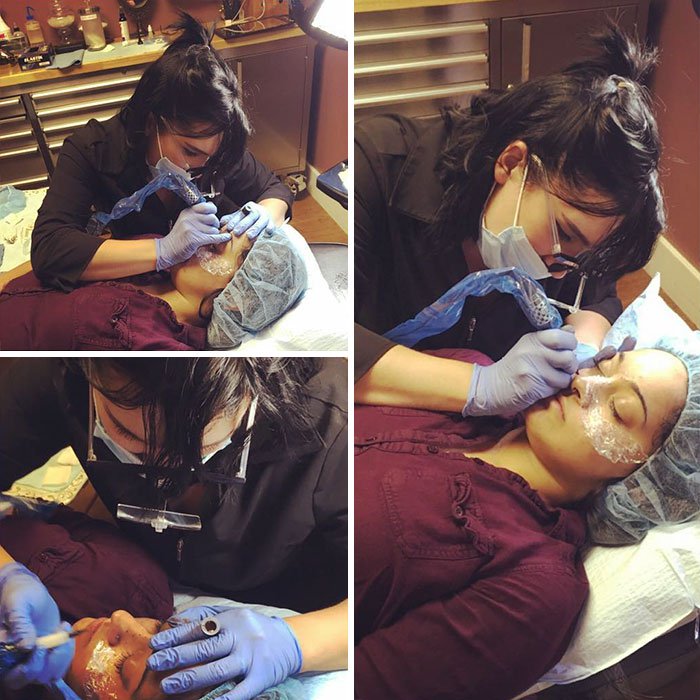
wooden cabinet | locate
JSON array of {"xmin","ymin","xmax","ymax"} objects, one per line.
[
  {"xmin": 355, "ymin": 0, "xmax": 649, "ymax": 120},
  {"xmin": 0, "ymin": 28, "xmax": 314, "ymax": 189}
]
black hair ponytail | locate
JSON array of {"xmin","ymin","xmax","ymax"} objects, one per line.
[
  {"xmin": 434, "ymin": 21, "xmax": 664, "ymax": 279},
  {"xmin": 120, "ymin": 12, "xmax": 250, "ymax": 180}
]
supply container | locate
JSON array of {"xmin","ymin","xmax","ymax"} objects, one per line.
[
  {"xmin": 25, "ymin": 7, "xmax": 45, "ymax": 45},
  {"xmin": 79, "ymin": 2, "xmax": 105, "ymax": 50}
]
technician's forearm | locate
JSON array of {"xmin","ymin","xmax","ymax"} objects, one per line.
[
  {"xmin": 285, "ymin": 599, "xmax": 348, "ymax": 672},
  {"xmin": 80, "ymin": 239, "xmax": 158, "ymax": 281},
  {"xmin": 564, "ymin": 309, "xmax": 611, "ymax": 348},
  {"xmin": 355, "ymin": 344, "xmax": 474, "ymax": 413},
  {"xmin": 258, "ymin": 198, "xmax": 288, "ymax": 227}
]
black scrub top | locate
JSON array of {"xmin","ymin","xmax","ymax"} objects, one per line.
[
  {"xmin": 354, "ymin": 113, "xmax": 622, "ymax": 379},
  {"xmin": 32, "ymin": 113, "xmax": 294, "ymax": 292},
  {"xmin": 0, "ymin": 359, "xmax": 347, "ymax": 613}
]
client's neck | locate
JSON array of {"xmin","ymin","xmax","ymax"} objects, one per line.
[
  {"xmin": 141, "ymin": 281, "xmax": 206, "ymax": 327},
  {"xmin": 466, "ymin": 427, "xmax": 597, "ymax": 507}
]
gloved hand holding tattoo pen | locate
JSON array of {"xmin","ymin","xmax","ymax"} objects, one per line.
[
  {"xmin": 155, "ymin": 201, "xmax": 231, "ymax": 271},
  {"xmin": 463, "ymin": 326, "xmax": 579, "ymax": 417},
  {"xmin": 220, "ymin": 201, "xmax": 273, "ymax": 240},
  {"xmin": 0, "ymin": 562, "xmax": 75, "ymax": 690},
  {"xmin": 148, "ymin": 605, "xmax": 302, "ymax": 699}
]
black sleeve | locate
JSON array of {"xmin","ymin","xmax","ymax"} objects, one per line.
[
  {"xmin": 354, "ymin": 121, "xmax": 388, "ymax": 326},
  {"xmin": 222, "ymin": 151, "xmax": 294, "ymax": 218},
  {"xmin": 31, "ymin": 137, "xmax": 106, "ymax": 291},
  {"xmin": 581, "ymin": 275, "xmax": 623, "ymax": 325},
  {"xmin": 353, "ymin": 121, "xmax": 400, "ymax": 382},
  {"xmin": 0, "ymin": 359, "xmax": 72, "ymax": 491},
  {"xmin": 354, "ymin": 323, "xmax": 395, "ymax": 383}
]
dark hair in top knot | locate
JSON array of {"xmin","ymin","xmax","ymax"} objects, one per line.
[
  {"xmin": 119, "ymin": 12, "xmax": 250, "ymax": 181},
  {"xmin": 433, "ymin": 21, "xmax": 664, "ymax": 279}
]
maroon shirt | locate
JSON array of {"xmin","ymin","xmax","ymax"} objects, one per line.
[
  {"xmin": 0, "ymin": 508, "xmax": 173, "ymax": 623},
  {"xmin": 0, "ymin": 272, "xmax": 205, "ymax": 350},
  {"xmin": 355, "ymin": 350, "xmax": 589, "ymax": 700}
]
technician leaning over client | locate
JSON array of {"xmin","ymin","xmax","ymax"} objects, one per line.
[
  {"xmin": 355, "ymin": 25, "xmax": 665, "ymax": 417},
  {"xmin": 30, "ymin": 13, "xmax": 291, "ymax": 291},
  {"xmin": 0, "ymin": 358, "xmax": 348, "ymax": 699}
]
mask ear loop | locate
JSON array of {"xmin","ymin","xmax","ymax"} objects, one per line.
[
  {"xmin": 155, "ymin": 117, "xmax": 165, "ymax": 161},
  {"xmin": 87, "ymin": 365, "xmax": 97, "ymax": 463},
  {"xmin": 512, "ymin": 158, "xmax": 529, "ymax": 227}
]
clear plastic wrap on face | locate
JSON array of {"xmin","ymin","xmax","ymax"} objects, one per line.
[
  {"xmin": 578, "ymin": 374, "xmax": 647, "ymax": 464},
  {"xmin": 195, "ymin": 244, "xmax": 235, "ymax": 277}
]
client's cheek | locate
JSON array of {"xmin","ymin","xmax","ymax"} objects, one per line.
[
  {"xmin": 195, "ymin": 245, "xmax": 235, "ymax": 277},
  {"xmin": 82, "ymin": 640, "xmax": 126, "ymax": 699}
]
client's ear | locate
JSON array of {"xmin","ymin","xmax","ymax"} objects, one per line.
[{"xmin": 198, "ymin": 289, "xmax": 225, "ymax": 320}]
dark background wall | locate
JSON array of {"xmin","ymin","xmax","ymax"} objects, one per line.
[
  {"xmin": 0, "ymin": 0, "xmax": 347, "ymax": 171},
  {"xmin": 648, "ymin": 0, "xmax": 700, "ymax": 269}
]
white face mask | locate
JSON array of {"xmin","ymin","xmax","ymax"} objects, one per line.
[
  {"xmin": 477, "ymin": 160, "xmax": 552, "ymax": 280},
  {"xmin": 92, "ymin": 398, "xmax": 232, "ymax": 466},
  {"xmin": 147, "ymin": 119, "xmax": 194, "ymax": 182}
]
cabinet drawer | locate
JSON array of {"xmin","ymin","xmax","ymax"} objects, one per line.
[
  {"xmin": 0, "ymin": 96, "xmax": 24, "ymax": 121},
  {"xmin": 355, "ymin": 7, "xmax": 488, "ymax": 119}
]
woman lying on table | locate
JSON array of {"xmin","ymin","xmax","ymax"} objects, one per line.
[
  {"xmin": 0, "ymin": 509, "xmax": 316, "ymax": 700},
  {"xmin": 355, "ymin": 337, "xmax": 700, "ymax": 700},
  {"xmin": 0, "ymin": 226, "xmax": 306, "ymax": 350}
]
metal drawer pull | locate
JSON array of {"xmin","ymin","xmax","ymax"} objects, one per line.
[
  {"xmin": 4, "ymin": 175, "xmax": 48, "ymax": 188},
  {"xmin": 33, "ymin": 75, "xmax": 141, "ymax": 100},
  {"xmin": 355, "ymin": 80, "xmax": 488, "ymax": 108},
  {"xmin": 47, "ymin": 140, "xmax": 65, "ymax": 150},
  {"xmin": 0, "ymin": 128, "xmax": 33, "ymax": 141},
  {"xmin": 356, "ymin": 21, "xmax": 487, "ymax": 45},
  {"xmin": 0, "ymin": 145, "xmax": 37, "ymax": 158},
  {"xmin": 38, "ymin": 95, "xmax": 130, "ymax": 117},
  {"xmin": 355, "ymin": 52, "xmax": 487, "ymax": 77},
  {"xmin": 0, "ymin": 97, "xmax": 21, "ymax": 108},
  {"xmin": 521, "ymin": 21, "xmax": 531, "ymax": 82},
  {"xmin": 43, "ymin": 115, "xmax": 111, "ymax": 133}
]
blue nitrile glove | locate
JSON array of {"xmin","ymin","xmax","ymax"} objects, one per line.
[
  {"xmin": 463, "ymin": 327, "xmax": 578, "ymax": 417},
  {"xmin": 0, "ymin": 563, "xmax": 74, "ymax": 689},
  {"xmin": 148, "ymin": 605, "xmax": 302, "ymax": 700},
  {"xmin": 220, "ymin": 202, "xmax": 273, "ymax": 240},
  {"xmin": 578, "ymin": 335, "xmax": 637, "ymax": 370},
  {"xmin": 155, "ymin": 201, "xmax": 229, "ymax": 271}
]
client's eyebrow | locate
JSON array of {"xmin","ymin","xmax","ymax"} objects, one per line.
[{"xmin": 618, "ymin": 353, "xmax": 648, "ymax": 425}]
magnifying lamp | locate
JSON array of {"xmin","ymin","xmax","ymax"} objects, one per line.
[{"xmin": 288, "ymin": 0, "xmax": 348, "ymax": 51}]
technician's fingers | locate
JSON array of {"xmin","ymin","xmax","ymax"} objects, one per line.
[
  {"xmin": 231, "ymin": 211, "xmax": 258, "ymax": 236},
  {"xmin": 536, "ymin": 328, "xmax": 578, "ymax": 351},
  {"xmin": 160, "ymin": 655, "xmax": 246, "ymax": 694},
  {"xmin": 192, "ymin": 201, "xmax": 217, "ymax": 215},
  {"xmin": 5, "ymin": 608, "xmax": 36, "ymax": 649},
  {"xmin": 194, "ymin": 213, "xmax": 221, "ymax": 229},
  {"xmin": 148, "ymin": 632, "xmax": 232, "ymax": 671},
  {"xmin": 245, "ymin": 218, "xmax": 269, "ymax": 240},
  {"xmin": 221, "ymin": 210, "xmax": 244, "ymax": 231},
  {"xmin": 543, "ymin": 348, "xmax": 578, "ymax": 375},
  {"xmin": 4, "ymin": 647, "xmax": 46, "ymax": 689},
  {"xmin": 151, "ymin": 620, "xmax": 207, "ymax": 651}
]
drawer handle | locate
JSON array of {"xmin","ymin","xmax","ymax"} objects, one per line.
[
  {"xmin": 43, "ymin": 115, "xmax": 111, "ymax": 134},
  {"xmin": 38, "ymin": 95, "xmax": 130, "ymax": 117},
  {"xmin": 0, "ymin": 97, "xmax": 21, "ymax": 109},
  {"xmin": 355, "ymin": 51, "xmax": 487, "ymax": 77},
  {"xmin": 355, "ymin": 80, "xmax": 488, "ymax": 108},
  {"xmin": 3, "ymin": 175, "xmax": 48, "ymax": 188},
  {"xmin": 0, "ymin": 145, "xmax": 37, "ymax": 158},
  {"xmin": 521, "ymin": 21, "xmax": 532, "ymax": 83},
  {"xmin": 0, "ymin": 128, "xmax": 33, "ymax": 141},
  {"xmin": 356, "ymin": 21, "xmax": 487, "ymax": 45},
  {"xmin": 32, "ymin": 75, "xmax": 141, "ymax": 100}
]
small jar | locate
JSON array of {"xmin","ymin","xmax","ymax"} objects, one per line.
[{"xmin": 79, "ymin": 4, "xmax": 105, "ymax": 50}]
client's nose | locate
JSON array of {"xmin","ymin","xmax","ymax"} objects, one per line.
[{"xmin": 109, "ymin": 610, "xmax": 150, "ymax": 643}]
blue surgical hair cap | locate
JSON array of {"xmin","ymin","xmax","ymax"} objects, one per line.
[
  {"xmin": 207, "ymin": 228, "xmax": 308, "ymax": 348},
  {"xmin": 587, "ymin": 332, "xmax": 700, "ymax": 545}
]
